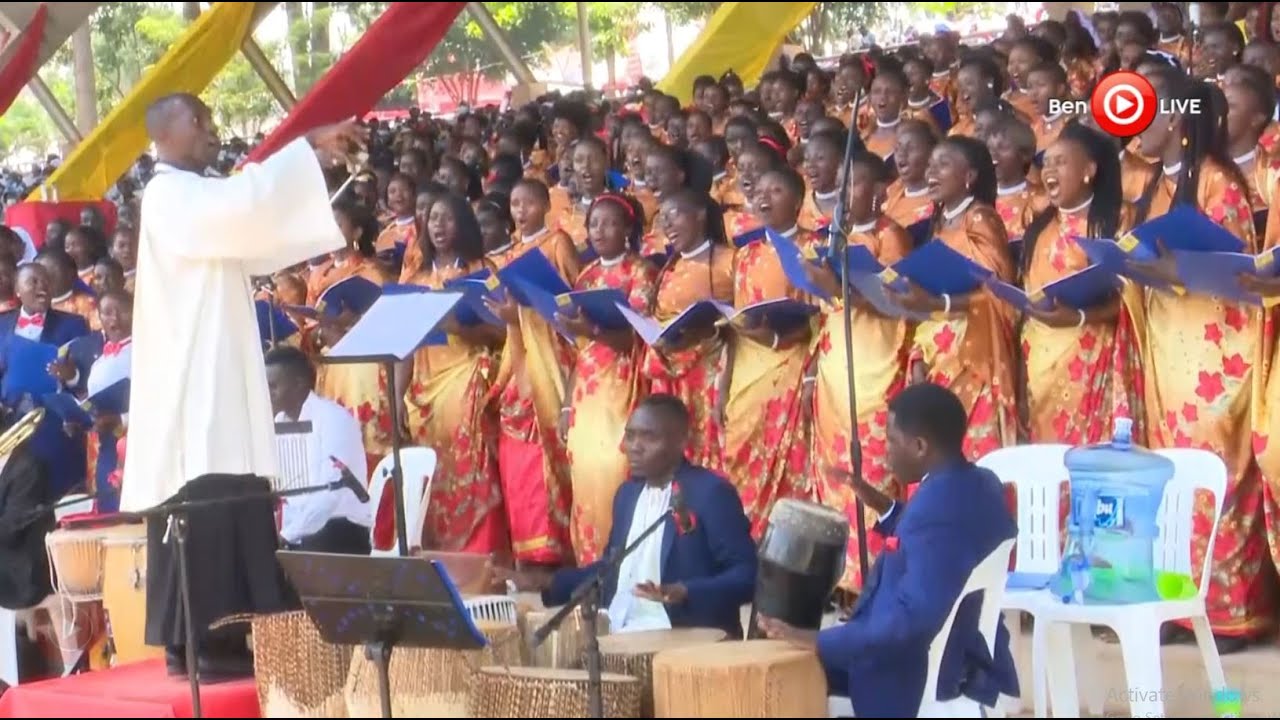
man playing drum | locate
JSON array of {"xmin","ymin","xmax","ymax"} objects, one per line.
[{"xmin": 501, "ymin": 394, "xmax": 757, "ymax": 640}]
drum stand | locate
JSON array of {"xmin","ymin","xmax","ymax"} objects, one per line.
[{"xmin": 532, "ymin": 504, "xmax": 675, "ymax": 718}]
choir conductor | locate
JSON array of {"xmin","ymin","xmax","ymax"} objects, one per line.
[{"xmin": 119, "ymin": 92, "xmax": 367, "ymax": 679}]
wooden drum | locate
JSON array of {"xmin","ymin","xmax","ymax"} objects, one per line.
[
  {"xmin": 250, "ymin": 611, "xmax": 354, "ymax": 718},
  {"xmin": 523, "ymin": 607, "xmax": 610, "ymax": 669},
  {"xmin": 599, "ymin": 628, "xmax": 727, "ymax": 717},
  {"xmin": 651, "ymin": 639, "xmax": 828, "ymax": 717},
  {"xmin": 343, "ymin": 621, "xmax": 523, "ymax": 718},
  {"xmin": 45, "ymin": 527, "xmax": 107, "ymax": 600},
  {"xmin": 102, "ymin": 523, "xmax": 162, "ymax": 663},
  {"xmin": 467, "ymin": 666, "xmax": 642, "ymax": 718}
]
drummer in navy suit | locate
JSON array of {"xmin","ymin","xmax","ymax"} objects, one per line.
[
  {"xmin": 759, "ymin": 383, "xmax": 1019, "ymax": 718},
  {"xmin": 0, "ymin": 263, "xmax": 91, "ymax": 497},
  {"xmin": 500, "ymin": 394, "xmax": 757, "ymax": 639}
]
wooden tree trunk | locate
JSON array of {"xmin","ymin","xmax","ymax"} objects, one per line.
[
  {"xmin": 285, "ymin": 2, "xmax": 307, "ymax": 90},
  {"xmin": 182, "ymin": 2, "xmax": 201, "ymax": 22}
]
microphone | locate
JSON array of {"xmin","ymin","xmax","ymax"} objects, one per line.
[
  {"xmin": 330, "ymin": 455, "xmax": 371, "ymax": 503},
  {"xmin": 670, "ymin": 482, "xmax": 693, "ymax": 534}
]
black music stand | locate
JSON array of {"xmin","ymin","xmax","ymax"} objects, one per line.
[
  {"xmin": 276, "ymin": 552, "xmax": 486, "ymax": 719},
  {"xmin": 319, "ymin": 288, "xmax": 464, "ymax": 555}
]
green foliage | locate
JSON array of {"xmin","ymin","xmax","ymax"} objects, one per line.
[
  {"xmin": 914, "ymin": 2, "xmax": 1005, "ymax": 20},
  {"xmin": 660, "ymin": 2, "xmax": 722, "ymax": 25},
  {"xmin": 89, "ymin": 3, "xmax": 184, "ymax": 116},
  {"xmin": 428, "ymin": 1, "xmax": 568, "ymax": 78},
  {"xmin": 796, "ymin": 2, "xmax": 891, "ymax": 53},
  {"xmin": 0, "ymin": 74, "xmax": 74, "ymax": 156}
]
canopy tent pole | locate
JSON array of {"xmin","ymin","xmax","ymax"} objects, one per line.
[
  {"xmin": 241, "ymin": 37, "xmax": 297, "ymax": 110},
  {"xmin": 27, "ymin": 75, "xmax": 82, "ymax": 144},
  {"xmin": 465, "ymin": 2, "xmax": 536, "ymax": 86},
  {"xmin": 576, "ymin": 1, "xmax": 592, "ymax": 91}
]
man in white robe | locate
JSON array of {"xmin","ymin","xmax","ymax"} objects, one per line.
[{"xmin": 120, "ymin": 92, "xmax": 365, "ymax": 679}]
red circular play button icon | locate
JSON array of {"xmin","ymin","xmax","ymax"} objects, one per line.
[{"xmin": 1090, "ymin": 71, "xmax": 1158, "ymax": 138}]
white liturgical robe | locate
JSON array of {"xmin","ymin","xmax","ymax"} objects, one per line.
[{"xmin": 120, "ymin": 137, "xmax": 344, "ymax": 512}]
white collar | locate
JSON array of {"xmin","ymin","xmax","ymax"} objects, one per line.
[
  {"xmin": 432, "ymin": 257, "xmax": 462, "ymax": 273},
  {"xmin": 521, "ymin": 227, "xmax": 549, "ymax": 244},
  {"xmin": 712, "ymin": 171, "xmax": 727, "ymax": 182},
  {"xmin": 1043, "ymin": 111, "xmax": 1066, "ymax": 124},
  {"xmin": 997, "ymin": 182, "xmax": 1027, "ymax": 196},
  {"xmin": 1162, "ymin": 162, "xmax": 1183, "ymax": 176},
  {"xmin": 903, "ymin": 183, "xmax": 930, "ymax": 198},
  {"xmin": 849, "ymin": 218, "xmax": 877, "ymax": 233},
  {"xmin": 487, "ymin": 242, "xmax": 513, "ymax": 256},
  {"xmin": 814, "ymin": 188, "xmax": 840, "ymax": 201},
  {"xmin": 942, "ymin": 196, "xmax": 975, "ymax": 221},
  {"xmin": 680, "ymin": 240, "xmax": 712, "ymax": 259},
  {"xmin": 394, "ymin": 215, "xmax": 414, "ymax": 227},
  {"xmin": 52, "ymin": 290, "xmax": 71, "ymax": 304},
  {"xmin": 598, "ymin": 253, "xmax": 626, "ymax": 267},
  {"xmin": 774, "ymin": 225, "xmax": 799, "ymax": 238},
  {"xmin": 1160, "ymin": 33, "xmax": 1183, "ymax": 43},
  {"xmin": 907, "ymin": 96, "xmax": 933, "ymax": 109},
  {"xmin": 876, "ymin": 116, "xmax": 901, "ymax": 129},
  {"xmin": 931, "ymin": 69, "xmax": 951, "ymax": 79},
  {"xmin": 1234, "ymin": 149, "xmax": 1257, "ymax": 166},
  {"xmin": 1058, "ymin": 195, "xmax": 1093, "ymax": 215}
]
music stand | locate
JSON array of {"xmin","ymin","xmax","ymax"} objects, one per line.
[
  {"xmin": 319, "ymin": 288, "xmax": 463, "ymax": 556},
  {"xmin": 276, "ymin": 551, "xmax": 486, "ymax": 719}
]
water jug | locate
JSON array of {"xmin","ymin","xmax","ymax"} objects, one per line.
[{"xmin": 1057, "ymin": 417, "xmax": 1175, "ymax": 604}]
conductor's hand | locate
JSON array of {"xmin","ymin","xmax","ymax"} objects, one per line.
[
  {"xmin": 307, "ymin": 120, "xmax": 369, "ymax": 167},
  {"xmin": 634, "ymin": 581, "xmax": 688, "ymax": 605},
  {"xmin": 757, "ymin": 615, "xmax": 818, "ymax": 650},
  {"xmin": 492, "ymin": 565, "xmax": 554, "ymax": 593}
]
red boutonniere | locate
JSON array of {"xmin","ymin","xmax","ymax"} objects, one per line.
[
  {"xmin": 884, "ymin": 536, "xmax": 900, "ymax": 553},
  {"xmin": 672, "ymin": 482, "xmax": 697, "ymax": 535}
]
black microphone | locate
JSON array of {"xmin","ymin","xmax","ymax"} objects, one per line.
[
  {"xmin": 670, "ymin": 483, "xmax": 693, "ymax": 534},
  {"xmin": 329, "ymin": 456, "xmax": 371, "ymax": 503}
]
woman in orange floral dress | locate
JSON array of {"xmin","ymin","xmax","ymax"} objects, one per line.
[
  {"xmin": 400, "ymin": 194, "xmax": 508, "ymax": 554},
  {"xmin": 642, "ymin": 189, "xmax": 736, "ymax": 473},
  {"xmin": 891, "ymin": 136, "xmax": 1018, "ymax": 460},
  {"xmin": 559, "ymin": 195, "xmax": 658, "ymax": 563},
  {"xmin": 883, "ymin": 120, "xmax": 939, "ymax": 232}
]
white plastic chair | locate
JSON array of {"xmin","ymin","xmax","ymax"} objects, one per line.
[
  {"xmin": 977, "ymin": 444, "xmax": 1104, "ymax": 718},
  {"xmin": 464, "ymin": 595, "xmax": 518, "ymax": 625},
  {"xmin": 1028, "ymin": 447, "xmax": 1229, "ymax": 718},
  {"xmin": 368, "ymin": 447, "xmax": 436, "ymax": 556},
  {"xmin": 828, "ymin": 537, "xmax": 1017, "ymax": 718}
]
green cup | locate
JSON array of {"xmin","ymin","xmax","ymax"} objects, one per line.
[{"xmin": 1156, "ymin": 571, "xmax": 1197, "ymax": 600}]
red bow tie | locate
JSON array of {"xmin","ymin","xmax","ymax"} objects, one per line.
[
  {"xmin": 17, "ymin": 314, "xmax": 44, "ymax": 329},
  {"xmin": 103, "ymin": 340, "xmax": 127, "ymax": 357}
]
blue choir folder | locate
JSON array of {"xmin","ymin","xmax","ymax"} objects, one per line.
[
  {"xmin": 283, "ymin": 275, "xmax": 383, "ymax": 321},
  {"xmin": 732, "ymin": 226, "xmax": 766, "ymax": 249},
  {"xmin": 715, "ymin": 298, "xmax": 819, "ymax": 335},
  {"xmin": 1123, "ymin": 205, "xmax": 1246, "ymax": 255},
  {"xmin": 929, "ymin": 98, "xmax": 952, "ymax": 133},
  {"xmin": 324, "ymin": 286, "xmax": 463, "ymax": 362},
  {"xmin": 443, "ymin": 271, "xmax": 503, "ymax": 327},
  {"xmin": 256, "ymin": 300, "xmax": 299, "ymax": 346},
  {"xmin": 904, "ymin": 218, "xmax": 933, "ymax": 249},
  {"xmin": 770, "ymin": 229, "xmax": 833, "ymax": 300},
  {"xmin": 615, "ymin": 301, "xmax": 724, "ymax": 347},
  {"xmin": 556, "ymin": 288, "xmax": 632, "ymax": 332},
  {"xmin": 1, "ymin": 336, "xmax": 60, "ymax": 399},
  {"xmin": 883, "ymin": 240, "xmax": 992, "ymax": 296},
  {"xmin": 376, "ymin": 242, "xmax": 406, "ymax": 266},
  {"xmin": 984, "ymin": 264, "xmax": 1119, "ymax": 312},
  {"xmin": 43, "ymin": 378, "xmax": 131, "ymax": 426},
  {"xmin": 1170, "ymin": 248, "xmax": 1280, "ymax": 305},
  {"xmin": 494, "ymin": 249, "xmax": 571, "ymax": 306}
]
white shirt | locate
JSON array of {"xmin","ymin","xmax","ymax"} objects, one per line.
[
  {"xmin": 120, "ymin": 138, "xmax": 344, "ymax": 511},
  {"xmin": 274, "ymin": 392, "xmax": 370, "ymax": 544},
  {"xmin": 607, "ymin": 483, "xmax": 674, "ymax": 633},
  {"xmin": 14, "ymin": 309, "xmax": 44, "ymax": 342}
]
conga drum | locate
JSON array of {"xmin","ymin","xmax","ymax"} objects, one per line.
[
  {"xmin": 343, "ymin": 620, "xmax": 523, "ymax": 717},
  {"xmin": 251, "ymin": 611, "xmax": 354, "ymax": 718},
  {"xmin": 650, "ymin": 639, "xmax": 827, "ymax": 717},
  {"xmin": 467, "ymin": 666, "xmax": 643, "ymax": 718},
  {"xmin": 45, "ymin": 527, "xmax": 107, "ymax": 601},
  {"xmin": 599, "ymin": 628, "xmax": 727, "ymax": 717},
  {"xmin": 102, "ymin": 523, "xmax": 162, "ymax": 663},
  {"xmin": 523, "ymin": 607, "xmax": 611, "ymax": 668},
  {"xmin": 754, "ymin": 499, "xmax": 849, "ymax": 630}
]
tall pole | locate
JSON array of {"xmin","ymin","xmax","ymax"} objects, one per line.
[
  {"xmin": 576, "ymin": 2, "xmax": 593, "ymax": 92},
  {"xmin": 465, "ymin": 2, "xmax": 537, "ymax": 86}
]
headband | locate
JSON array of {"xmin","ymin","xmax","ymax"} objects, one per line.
[{"xmin": 591, "ymin": 193, "xmax": 637, "ymax": 223}]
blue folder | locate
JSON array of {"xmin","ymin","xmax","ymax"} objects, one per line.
[
  {"xmin": 556, "ymin": 288, "xmax": 632, "ymax": 332},
  {"xmin": 615, "ymin": 300, "xmax": 725, "ymax": 347},
  {"xmin": 257, "ymin": 300, "xmax": 299, "ymax": 346},
  {"xmin": 716, "ymin": 298, "xmax": 819, "ymax": 335},
  {"xmin": 514, "ymin": 279, "xmax": 574, "ymax": 341},
  {"xmin": 985, "ymin": 264, "xmax": 1119, "ymax": 312},
  {"xmin": 43, "ymin": 377, "xmax": 131, "ymax": 426},
  {"xmin": 495, "ymin": 249, "xmax": 571, "ymax": 307},
  {"xmin": 1171, "ymin": 248, "xmax": 1280, "ymax": 305},
  {"xmin": 929, "ymin": 98, "xmax": 953, "ymax": 134},
  {"xmin": 883, "ymin": 240, "xmax": 992, "ymax": 296},
  {"xmin": 319, "ymin": 276, "xmax": 382, "ymax": 317},
  {"xmin": 2, "ymin": 336, "xmax": 60, "ymax": 399},
  {"xmin": 377, "ymin": 242, "xmax": 406, "ymax": 266},
  {"xmin": 1124, "ymin": 204, "xmax": 1246, "ymax": 255},
  {"xmin": 732, "ymin": 226, "xmax": 766, "ymax": 249},
  {"xmin": 443, "ymin": 271, "xmax": 504, "ymax": 327},
  {"xmin": 1077, "ymin": 238, "xmax": 1177, "ymax": 293},
  {"xmin": 905, "ymin": 218, "xmax": 933, "ymax": 248},
  {"xmin": 770, "ymin": 229, "xmax": 833, "ymax": 300}
]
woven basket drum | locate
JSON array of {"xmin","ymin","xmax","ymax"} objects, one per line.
[
  {"xmin": 343, "ymin": 620, "xmax": 522, "ymax": 718},
  {"xmin": 650, "ymin": 639, "xmax": 828, "ymax": 717},
  {"xmin": 250, "ymin": 611, "xmax": 354, "ymax": 718},
  {"xmin": 598, "ymin": 628, "xmax": 727, "ymax": 717},
  {"xmin": 523, "ymin": 607, "xmax": 610, "ymax": 668},
  {"xmin": 467, "ymin": 666, "xmax": 643, "ymax": 718}
]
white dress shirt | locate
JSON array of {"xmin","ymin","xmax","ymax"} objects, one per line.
[
  {"xmin": 607, "ymin": 482, "xmax": 674, "ymax": 633},
  {"xmin": 14, "ymin": 309, "xmax": 44, "ymax": 341},
  {"xmin": 274, "ymin": 391, "xmax": 371, "ymax": 544}
]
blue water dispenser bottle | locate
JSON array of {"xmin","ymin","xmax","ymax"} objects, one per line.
[{"xmin": 1056, "ymin": 417, "xmax": 1175, "ymax": 604}]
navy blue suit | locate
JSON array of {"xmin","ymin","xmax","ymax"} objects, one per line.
[
  {"xmin": 543, "ymin": 461, "xmax": 757, "ymax": 639},
  {"xmin": 0, "ymin": 309, "xmax": 92, "ymax": 498},
  {"xmin": 63, "ymin": 332, "xmax": 122, "ymax": 512},
  {"xmin": 818, "ymin": 460, "xmax": 1019, "ymax": 718}
]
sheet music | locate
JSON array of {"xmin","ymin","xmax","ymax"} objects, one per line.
[
  {"xmin": 326, "ymin": 291, "xmax": 463, "ymax": 362},
  {"xmin": 274, "ymin": 420, "xmax": 315, "ymax": 493}
]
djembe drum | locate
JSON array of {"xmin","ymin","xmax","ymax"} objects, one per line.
[
  {"xmin": 753, "ymin": 499, "xmax": 849, "ymax": 630},
  {"xmin": 250, "ymin": 611, "xmax": 354, "ymax": 718},
  {"xmin": 523, "ymin": 607, "xmax": 611, "ymax": 668},
  {"xmin": 650, "ymin": 639, "xmax": 827, "ymax": 717},
  {"xmin": 343, "ymin": 620, "xmax": 523, "ymax": 717},
  {"xmin": 45, "ymin": 527, "xmax": 107, "ymax": 601},
  {"xmin": 101, "ymin": 522, "xmax": 162, "ymax": 663},
  {"xmin": 467, "ymin": 666, "xmax": 643, "ymax": 718},
  {"xmin": 599, "ymin": 628, "xmax": 727, "ymax": 717}
]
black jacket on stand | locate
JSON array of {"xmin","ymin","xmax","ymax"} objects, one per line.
[{"xmin": 0, "ymin": 445, "xmax": 54, "ymax": 611}]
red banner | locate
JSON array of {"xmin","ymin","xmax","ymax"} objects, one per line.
[
  {"xmin": 0, "ymin": 4, "xmax": 48, "ymax": 116},
  {"xmin": 243, "ymin": 2, "xmax": 466, "ymax": 166},
  {"xmin": 5, "ymin": 200, "xmax": 119, "ymax": 249}
]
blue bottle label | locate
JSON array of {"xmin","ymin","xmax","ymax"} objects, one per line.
[{"xmin": 1095, "ymin": 495, "xmax": 1124, "ymax": 529}]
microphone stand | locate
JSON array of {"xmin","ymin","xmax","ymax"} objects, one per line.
[
  {"xmin": 127, "ymin": 474, "xmax": 369, "ymax": 719},
  {"xmin": 828, "ymin": 86, "xmax": 871, "ymax": 582},
  {"xmin": 531, "ymin": 504, "xmax": 679, "ymax": 719}
]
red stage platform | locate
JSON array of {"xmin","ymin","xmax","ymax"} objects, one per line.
[{"xmin": 0, "ymin": 660, "xmax": 260, "ymax": 718}]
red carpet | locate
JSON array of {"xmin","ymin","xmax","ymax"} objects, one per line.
[{"xmin": 0, "ymin": 660, "xmax": 260, "ymax": 718}]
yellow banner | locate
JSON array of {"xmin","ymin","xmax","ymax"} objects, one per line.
[
  {"xmin": 657, "ymin": 1, "xmax": 817, "ymax": 106},
  {"xmin": 38, "ymin": 3, "xmax": 257, "ymax": 201}
]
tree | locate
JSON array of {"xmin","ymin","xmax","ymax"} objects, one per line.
[
  {"xmin": 427, "ymin": 2, "xmax": 568, "ymax": 105},
  {"xmin": 205, "ymin": 45, "xmax": 287, "ymax": 137},
  {"xmin": 570, "ymin": 2, "xmax": 648, "ymax": 88},
  {"xmin": 89, "ymin": 3, "xmax": 186, "ymax": 116},
  {"xmin": 0, "ymin": 74, "xmax": 74, "ymax": 156},
  {"xmin": 796, "ymin": 3, "xmax": 891, "ymax": 55},
  {"xmin": 658, "ymin": 2, "xmax": 722, "ymax": 25}
]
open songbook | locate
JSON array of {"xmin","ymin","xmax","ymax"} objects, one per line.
[
  {"xmin": 554, "ymin": 288, "xmax": 632, "ymax": 332},
  {"xmin": 984, "ymin": 264, "xmax": 1119, "ymax": 312},
  {"xmin": 615, "ymin": 300, "xmax": 726, "ymax": 347},
  {"xmin": 283, "ymin": 275, "xmax": 382, "ymax": 320},
  {"xmin": 42, "ymin": 378, "xmax": 131, "ymax": 428}
]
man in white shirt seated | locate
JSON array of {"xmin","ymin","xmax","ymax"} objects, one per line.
[{"xmin": 264, "ymin": 346, "xmax": 371, "ymax": 555}]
